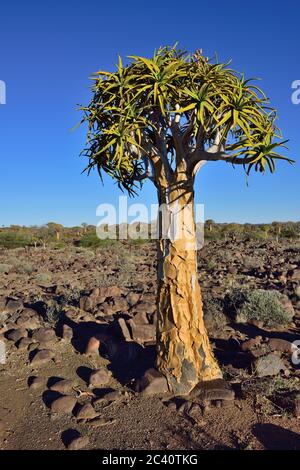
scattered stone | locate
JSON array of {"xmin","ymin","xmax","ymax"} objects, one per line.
[
  {"xmin": 295, "ymin": 285, "xmax": 300, "ymax": 300},
  {"xmin": 126, "ymin": 292, "xmax": 140, "ymax": 307},
  {"xmin": 188, "ymin": 379, "xmax": 235, "ymax": 403},
  {"xmin": 254, "ymin": 353, "xmax": 286, "ymax": 377},
  {"xmin": 28, "ymin": 376, "xmax": 46, "ymax": 390},
  {"xmin": 89, "ymin": 368, "xmax": 110, "ymax": 387},
  {"xmin": 62, "ymin": 324, "xmax": 73, "ymax": 341},
  {"xmin": 32, "ymin": 327, "xmax": 56, "ymax": 343},
  {"xmin": 117, "ymin": 318, "xmax": 132, "ymax": 342},
  {"xmin": 128, "ymin": 319, "xmax": 155, "ymax": 343},
  {"xmin": 16, "ymin": 309, "xmax": 41, "ymax": 329},
  {"xmin": 134, "ymin": 368, "xmax": 169, "ymax": 395},
  {"xmin": 268, "ymin": 338, "xmax": 292, "ymax": 354},
  {"xmin": 113, "ymin": 297, "xmax": 129, "ymax": 312},
  {"xmin": 76, "ymin": 403, "xmax": 99, "ymax": 420},
  {"xmin": 50, "ymin": 379, "xmax": 74, "ymax": 394},
  {"xmin": 85, "ymin": 336, "xmax": 100, "ymax": 355},
  {"xmin": 51, "ymin": 396, "xmax": 77, "ymax": 414},
  {"xmin": 28, "ymin": 342, "xmax": 39, "ymax": 352},
  {"xmin": 6, "ymin": 328, "xmax": 28, "ymax": 342},
  {"xmin": 94, "ymin": 390, "xmax": 128, "ymax": 404},
  {"xmin": 6, "ymin": 299, "xmax": 23, "ymax": 313},
  {"xmin": 131, "ymin": 311, "xmax": 149, "ymax": 325},
  {"xmin": 17, "ymin": 337, "xmax": 34, "ymax": 350},
  {"xmin": 241, "ymin": 337, "xmax": 261, "ymax": 352},
  {"xmin": 291, "ymin": 269, "xmax": 300, "ymax": 282},
  {"xmin": 248, "ymin": 319, "xmax": 264, "ymax": 328},
  {"xmin": 80, "ymin": 296, "xmax": 94, "ymax": 312},
  {"xmin": 30, "ymin": 349, "xmax": 54, "ymax": 366},
  {"xmin": 99, "ymin": 286, "xmax": 121, "ymax": 298},
  {"xmin": 67, "ymin": 435, "xmax": 89, "ymax": 450}
]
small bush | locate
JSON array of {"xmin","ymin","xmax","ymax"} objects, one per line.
[
  {"xmin": 203, "ymin": 293, "xmax": 229, "ymax": 332},
  {"xmin": 78, "ymin": 232, "xmax": 117, "ymax": 248},
  {"xmin": 0, "ymin": 263, "xmax": 12, "ymax": 274},
  {"xmin": 45, "ymin": 300, "xmax": 63, "ymax": 325},
  {"xmin": 224, "ymin": 288, "xmax": 291, "ymax": 327},
  {"xmin": 36, "ymin": 273, "xmax": 52, "ymax": 283},
  {"xmin": 0, "ymin": 232, "xmax": 31, "ymax": 249},
  {"xmin": 128, "ymin": 238, "xmax": 149, "ymax": 245},
  {"xmin": 16, "ymin": 263, "xmax": 34, "ymax": 274}
]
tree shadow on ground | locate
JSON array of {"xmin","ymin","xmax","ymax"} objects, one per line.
[
  {"xmin": 252, "ymin": 423, "xmax": 300, "ymax": 450},
  {"xmin": 55, "ymin": 312, "xmax": 156, "ymax": 386},
  {"xmin": 232, "ymin": 323, "xmax": 300, "ymax": 343}
]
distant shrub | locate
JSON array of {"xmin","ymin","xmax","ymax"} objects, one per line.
[
  {"xmin": 0, "ymin": 232, "xmax": 31, "ymax": 249},
  {"xmin": 128, "ymin": 238, "xmax": 149, "ymax": 245},
  {"xmin": 16, "ymin": 263, "xmax": 34, "ymax": 274},
  {"xmin": 0, "ymin": 263, "xmax": 12, "ymax": 274},
  {"xmin": 36, "ymin": 272, "xmax": 52, "ymax": 283},
  {"xmin": 78, "ymin": 232, "xmax": 117, "ymax": 248},
  {"xmin": 52, "ymin": 242, "xmax": 66, "ymax": 250},
  {"xmin": 224, "ymin": 288, "xmax": 291, "ymax": 327}
]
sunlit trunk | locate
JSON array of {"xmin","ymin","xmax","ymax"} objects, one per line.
[{"xmin": 156, "ymin": 181, "xmax": 222, "ymax": 395}]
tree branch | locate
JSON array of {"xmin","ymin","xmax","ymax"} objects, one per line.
[{"xmin": 188, "ymin": 146, "xmax": 256, "ymax": 173}]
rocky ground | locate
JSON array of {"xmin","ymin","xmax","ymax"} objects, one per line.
[{"xmin": 0, "ymin": 239, "xmax": 300, "ymax": 450}]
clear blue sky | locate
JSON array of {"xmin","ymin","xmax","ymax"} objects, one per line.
[{"xmin": 0, "ymin": 0, "xmax": 299, "ymax": 226}]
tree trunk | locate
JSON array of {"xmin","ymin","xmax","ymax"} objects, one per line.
[{"xmin": 156, "ymin": 182, "xmax": 222, "ymax": 395}]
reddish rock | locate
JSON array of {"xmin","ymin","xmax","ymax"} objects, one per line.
[
  {"xmin": 135, "ymin": 368, "xmax": 169, "ymax": 395},
  {"xmin": 268, "ymin": 338, "xmax": 292, "ymax": 353},
  {"xmin": 6, "ymin": 299, "xmax": 23, "ymax": 313},
  {"xmin": 98, "ymin": 286, "xmax": 122, "ymax": 299},
  {"xmin": 76, "ymin": 403, "xmax": 98, "ymax": 420},
  {"xmin": 128, "ymin": 319, "xmax": 155, "ymax": 343},
  {"xmin": 118, "ymin": 318, "xmax": 132, "ymax": 341},
  {"xmin": 85, "ymin": 336, "xmax": 100, "ymax": 355},
  {"xmin": 112, "ymin": 297, "xmax": 128, "ymax": 312},
  {"xmin": 132, "ymin": 311, "xmax": 149, "ymax": 325},
  {"xmin": 50, "ymin": 379, "xmax": 74, "ymax": 394},
  {"xmin": 16, "ymin": 314, "xmax": 40, "ymax": 330},
  {"xmin": 89, "ymin": 368, "xmax": 110, "ymax": 387},
  {"xmin": 32, "ymin": 327, "xmax": 56, "ymax": 343},
  {"xmin": 62, "ymin": 324, "xmax": 73, "ymax": 341},
  {"xmin": 17, "ymin": 337, "xmax": 34, "ymax": 350},
  {"xmin": 6, "ymin": 328, "xmax": 28, "ymax": 342},
  {"xmin": 126, "ymin": 292, "xmax": 141, "ymax": 307},
  {"xmin": 51, "ymin": 396, "xmax": 77, "ymax": 414},
  {"xmin": 80, "ymin": 295, "xmax": 94, "ymax": 311},
  {"xmin": 241, "ymin": 337, "xmax": 261, "ymax": 352},
  {"xmin": 30, "ymin": 349, "xmax": 54, "ymax": 366},
  {"xmin": 29, "ymin": 376, "xmax": 46, "ymax": 390},
  {"xmin": 291, "ymin": 269, "xmax": 300, "ymax": 282},
  {"xmin": 67, "ymin": 435, "xmax": 89, "ymax": 450}
]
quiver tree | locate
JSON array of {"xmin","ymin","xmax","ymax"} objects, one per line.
[
  {"xmin": 80, "ymin": 46, "xmax": 293, "ymax": 395},
  {"xmin": 46, "ymin": 222, "xmax": 63, "ymax": 241}
]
